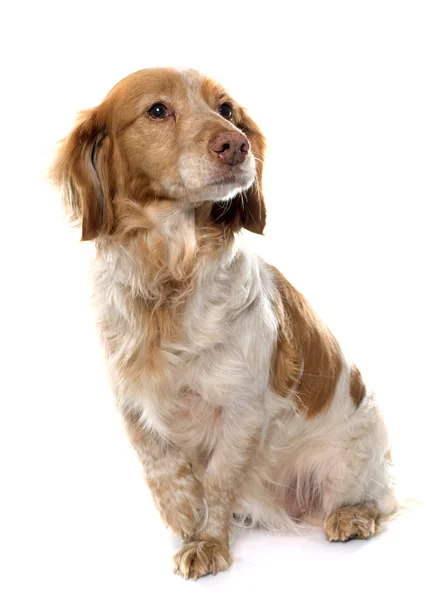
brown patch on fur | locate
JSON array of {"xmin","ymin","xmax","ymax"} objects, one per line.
[
  {"xmin": 325, "ymin": 502, "xmax": 380, "ymax": 541},
  {"xmin": 349, "ymin": 364, "xmax": 366, "ymax": 408},
  {"xmin": 269, "ymin": 265, "xmax": 342, "ymax": 418},
  {"xmin": 173, "ymin": 538, "xmax": 231, "ymax": 579}
]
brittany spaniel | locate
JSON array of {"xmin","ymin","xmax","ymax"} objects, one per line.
[{"xmin": 51, "ymin": 68, "xmax": 396, "ymax": 579}]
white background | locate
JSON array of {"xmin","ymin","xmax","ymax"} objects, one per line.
[{"xmin": 1, "ymin": 1, "xmax": 424, "ymax": 598}]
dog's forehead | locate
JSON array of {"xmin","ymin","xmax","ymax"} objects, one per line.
[
  {"xmin": 167, "ymin": 68, "xmax": 208, "ymax": 105},
  {"xmin": 180, "ymin": 68, "xmax": 203, "ymax": 92},
  {"xmin": 114, "ymin": 68, "xmax": 226, "ymax": 107},
  {"xmin": 104, "ymin": 68, "xmax": 231, "ymax": 128},
  {"xmin": 180, "ymin": 69, "xmax": 227, "ymax": 102}
]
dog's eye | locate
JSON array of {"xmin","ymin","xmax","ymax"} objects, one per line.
[
  {"xmin": 219, "ymin": 103, "xmax": 233, "ymax": 120},
  {"xmin": 148, "ymin": 103, "xmax": 169, "ymax": 119}
]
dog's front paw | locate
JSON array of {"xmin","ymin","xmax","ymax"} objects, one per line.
[
  {"xmin": 173, "ymin": 539, "xmax": 231, "ymax": 579},
  {"xmin": 325, "ymin": 503, "xmax": 379, "ymax": 542}
]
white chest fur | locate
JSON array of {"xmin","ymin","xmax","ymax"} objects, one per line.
[{"xmin": 93, "ymin": 241, "xmax": 278, "ymax": 450}]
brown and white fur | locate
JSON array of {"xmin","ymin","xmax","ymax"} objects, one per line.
[{"xmin": 51, "ymin": 68, "xmax": 396, "ymax": 579}]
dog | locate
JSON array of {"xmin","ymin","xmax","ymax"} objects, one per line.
[{"xmin": 51, "ymin": 67, "xmax": 396, "ymax": 579}]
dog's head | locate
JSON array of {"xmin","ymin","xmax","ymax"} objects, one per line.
[{"xmin": 51, "ymin": 68, "xmax": 266, "ymax": 240}]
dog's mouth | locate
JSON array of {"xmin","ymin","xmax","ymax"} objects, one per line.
[
  {"xmin": 177, "ymin": 152, "xmax": 256, "ymax": 200},
  {"xmin": 206, "ymin": 161, "xmax": 255, "ymax": 190},
  {"xmin": 207, "ymin": 171, "xmax": 241, "ymax": 186}
]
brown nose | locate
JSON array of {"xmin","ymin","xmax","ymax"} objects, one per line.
[{"xmin": 209, "ymin": 132, "xmax": 250, "ymax": 166}]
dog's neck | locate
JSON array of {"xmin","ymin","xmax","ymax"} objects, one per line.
[{"xmin": 97, "ymin": 200, "xmax": 238, "ymax": 307}]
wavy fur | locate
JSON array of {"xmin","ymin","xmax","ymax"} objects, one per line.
[{"xmin": 51, "ymin": 68, "xmax": 396, "ymax": 579}]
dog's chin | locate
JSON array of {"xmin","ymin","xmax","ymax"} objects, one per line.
[
  {"xmin": 173, "ymin": 154, "xmax": 257, "ymax": 204},
  {"xmin": 189, "ymin": 171, "xmax": 256, "ymax": 204}
]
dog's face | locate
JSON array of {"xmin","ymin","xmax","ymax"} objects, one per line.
[
  {"xmin": 119, "ymin": 69, "xmax": 258, "ymax": 203},
  {"xmin": 52, "ymin": 68, "xmax": 266, "ymax": 240}
]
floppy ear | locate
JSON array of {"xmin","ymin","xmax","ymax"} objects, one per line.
[
  {"xmin": 50, "ymin": 107, "xmax": 115, "ymax": 241},
  {"xmin": 212, "ymin": 109, "xmax": 266, "ymax": 234}
]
